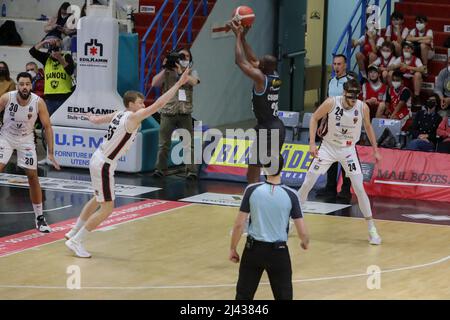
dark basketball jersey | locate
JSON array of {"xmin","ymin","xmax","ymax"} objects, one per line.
[{"xmin": 252, "ymin": 74, "xmax": 281, "ymax": 124}]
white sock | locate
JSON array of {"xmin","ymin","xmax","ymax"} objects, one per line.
[
  {"xmin": 67, "ymin": 218, "xmax": 86, "ymax": 237},
  {"xmin": 72, "ymin": 226, "xmax": 90, "ymax": 243},
  {"xmin": 367, "ymin": 219, "xmax": 376, "ymax": 231},
  {"xmin": 32, "ymin": 203, "xmax": 43, "ymax": 219}
]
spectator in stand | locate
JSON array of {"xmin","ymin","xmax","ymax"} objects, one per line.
[
  {"xmin": 372, "ymin": 41, "xmax": 397, "ymax": 84},
  {"xmin": 25, "ymin": 62, "xmax": 44, "ymax": 98},
  {"xmin": 0, "ymin": 61, "xmax": 16, "ymax": 96},
  {"xmin": 436, "ymin": 114, "xmax": 450, "ymax": 153},
  {"xmin": 354, "ymin": 27, "xmax": 384, "ymax": 79},
  {"xmin": 361, "ymin": 65, "xmax": 387, "ymax": 120},
  {"xmin": 385, "ymin": 11, "xmax": 409, "ymax": 56},
  {"xmin": 406, "ymin": 94, "xmax": 442, "ymax": 152},
  {"xmin": 43, "ymin": 2, "xmax": 76, "ymax": 51},
  {"xmin": 406, "ymin": 15, "xmax": 435, "ymax": 70},
  {"xmin": 377, "ymin": 70, "xmax": 412, "ymax": 131},
  {"xmin": 390, "ymin": 41, "xmax": 425, "ymax": 109},
  {"xmin": 434, "ymin": 55, "xmax": 450, "ymax": 112},
  {"xmin": 29, "ymin": 38, "xmax": 75, "ymax": 116}
]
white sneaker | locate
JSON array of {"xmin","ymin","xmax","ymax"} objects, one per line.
[
  {"xmin": 369, "ymin": 229, "xmax": 382, "ymax": 245},
  {"xmin": 65, "ymin": 239, "xmax": 91, "ymax": 258}
]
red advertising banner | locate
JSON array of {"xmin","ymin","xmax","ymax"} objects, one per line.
[{"xmin": 355, "ymin": 146, "xmax": 450, "ymax": 202}]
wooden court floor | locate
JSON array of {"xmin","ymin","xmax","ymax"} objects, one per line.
[{"xmin": 0, "ymin": 203, "xmax": 449, "ymax": 300}]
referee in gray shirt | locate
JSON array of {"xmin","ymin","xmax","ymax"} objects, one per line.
[{"xmin": 229, "ymin": 158, "xmax": 309, "ymax": 300}]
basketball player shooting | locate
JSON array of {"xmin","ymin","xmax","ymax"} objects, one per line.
[
  {"xmin": 298, "ymin": 79, "xmax": 383, "ymax": 245},
  {"xmin": 227, "ymin": 20, "xmax": 285, "ymax": 184},
  {"xmin": 64, "ymin": 68, "xmax": 191, "ymax": 258},
  {"xmin": 0, "ymin": 72, "xmax": 60, "ymax": 233}
]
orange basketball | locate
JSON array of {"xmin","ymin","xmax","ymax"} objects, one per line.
[{"xmin": 232, "ymin": 6, "xmax": 255, "ymax": 27}]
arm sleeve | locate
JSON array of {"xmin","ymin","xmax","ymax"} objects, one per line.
[
  {"xmin": 239, "ymin": 184, "xmax": 259, "ymax": 213},
  {"xmin": 63, "ymin": 53, "xmax": 75, "ymax": 75},
  {"xmin": 29, "ymin": 47, "xmax": 49, "ymax": 66},
  {"xmin": 283, "ymin": 187, "xmax": 303, "ymax": 219}
]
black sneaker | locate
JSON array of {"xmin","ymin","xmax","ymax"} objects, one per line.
[
  {"xmin": 152, "ymin": 169, "xmax": 165, "ymax": 178},
  {"xmin": 336, "ymin": 191, "xmax": 352, "ymax": 204},
  {"xmin": 35, "ymin": 215, "xmax": 51, "ymax": 233},
  {"xmin": 315, "ymin": 187, "xmax": 337, "ymax": 198}
]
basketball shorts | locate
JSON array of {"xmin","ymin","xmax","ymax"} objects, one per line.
[
  {"xmin": 309, "ymin": 141, "xmax": 362, "ymax": 176},
  {"xmin": 0, "ymin": 133, "xmax": 37, "ymax": 170},
  {"xmin": 90, "ymin": 150, "xmax": 117, "ymax": 202},
  {"xmin": 249, "ymin": 118, "xmax": 286, "ymax": 167}
]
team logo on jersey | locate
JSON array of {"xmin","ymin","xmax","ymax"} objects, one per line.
[
  {"xmin": 51, "ymin": 80, "xmax": 59, "ymax": 89},
  {"xmin": 314, "ymin": 165, "xmax": 320, "ymax": 170},
  {"xmin": 353, "ymin": 117, "xmax": 358, "ymax": 124},
  {"xmin": 341, "ymin": 128, "xmax": 348, "ymax": 134},
  {"xmin": 29, "ymin": 106, "xmax": 33, "ymax": 112},
  {"xmin": 346, "ymin": 141, "xmax": 352, "ymax": 146},
  {"xmin": 28, "ymin": 113, "xmax": 32, "ymax": 120}
]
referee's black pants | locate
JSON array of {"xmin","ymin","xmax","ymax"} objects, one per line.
[{"xmin": 236, "ymin": 241, "xmax": 293, "ymax": 300}]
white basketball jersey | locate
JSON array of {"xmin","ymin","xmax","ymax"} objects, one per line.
[
  {"xmin": 99, "ymin": 111, "xmax": 138, "ymax": 162},
  {"xmin": 1, "ymin": 91, "xmax": 39, "ymax": 138},
  {"xmin": 323, "ymin": 97, "xmax": 363, "ymax": 147}
]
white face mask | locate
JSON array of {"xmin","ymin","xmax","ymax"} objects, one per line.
[
  {"xmin": 392, "ymin": 81, "xmax": 401, "ymax": 89},
  {"xmin": 416, "ymin": 23, "xmax": 425, "ymax": 31},
  {"xmin": 381, "ymin": 51, "xmax": 391, "ymax": 59},
  {"xmin": 179, "ymin": 60, "xmax": 190, "ymax": 68},
  {"xmin": 403, "ymin": 51, "xmax": 412, "ymax": 59},
  {"xmin": 27, "ymin": 70, "xmax": 36, "ymax": 78}
]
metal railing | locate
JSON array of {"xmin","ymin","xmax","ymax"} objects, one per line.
[
  {"xmin": 331, "ymin": 0, "xmax": 393, "ymax": 74},
  {"xmin": 139, "ymin": 0, "xmax": 209, "ymax": 99}
]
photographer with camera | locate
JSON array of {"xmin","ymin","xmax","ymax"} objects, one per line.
[
  {"xmin": 29, "ymin": 38, "xmax": 75, "ymax": 116},
  {"xmin": 151, "ymin": 48, "xmax": 200, "ymax": 179}
]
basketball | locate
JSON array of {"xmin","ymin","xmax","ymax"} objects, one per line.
[{"xmin": 232, "ymin": 6, "xmax": 255, "ymax": 27}]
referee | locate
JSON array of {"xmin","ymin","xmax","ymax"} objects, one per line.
[{"xmin": 229, "ymin": 158, "xmax": 309, "ymax": 300}]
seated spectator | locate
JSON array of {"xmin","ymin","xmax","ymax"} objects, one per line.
[
  {"xmin": 385, "ymin": 11, "xmax": 409, "ymax": 56},
  {"xmin": 43, "ymin": 2, "xmax": 76, "ymax": 50},
  {"xmin": 25, "ymin": 62, "xmax": 44, "ymax": 97},
  {"xmin": 373, "ymin": 41, "xmax": 397, "ymax": 84},
  {"xmin": 361, "ymin": 65, "xmax": 387, "ymax": 119},
  {"xmin": 353, "ymin": 26, "xmax": 384, "ymax": 79},
  {"xmin": 406, "ymin": 94, "xmax": 442, "ymax": 152},
  {"xmin": 390, "ymin": 41, "xmax": 425, "ymax": 108},
  {"xmin": 29, "ymin": 38, "xmax": 75, "ymax": 116},
  {"xmin": 406, "ymin": 15, "xmax": 435, "ymax": 70},
  {"xmin": 0, "ymin": 61, "xmax": 16, "ymax": 96},
  {"xmin": 436, "ymin": 115, "xmax": 450, "ymax": 153},
  {"xmin": 434, "ymin": 55, "xmax": 450, "ymax": 113},
  {"xmin": 376, "ymin": 70, "xmax": 412, "ymax": 130}
]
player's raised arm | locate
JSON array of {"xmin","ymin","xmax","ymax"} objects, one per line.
[
  {"xmin": 88, "ymin": 112, "xmax": 118, "ymax": 125},
  {"xmin": 227, "ymin": 20, "xmax": 265, "ymax": 92},
  {"xmin": 127, "ymin": 68, "xmax": 191, "ymax": 128}
]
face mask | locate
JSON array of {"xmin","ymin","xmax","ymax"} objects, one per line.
[
  {"xmin": 416, "ymin": 23, "xmax": 425, "ymax": 31},
  {"xmin": 403, "ymin": 51, "xmax": 412, "ymax": 59},
  {"xmin": 381, "ymin": 51, "xmax": 391, "ymax": 59},
  {"xmin": 179, "ymin": 60, "xmax": 190, "ymax": 68},
  {"xmin": 392, "ymin": 81, "xmax": 401, "ymax": 89},
  {"xmin": 27, "ymin": 70, "xmax": 36, "ymax": 78}
]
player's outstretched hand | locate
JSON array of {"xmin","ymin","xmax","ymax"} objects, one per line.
[
  {"xmin": 226, "ymin": 20, "xmax": 243, "ymax": 36},
  {"xmin": 178, "ymin": 67, "xmax": 191, "ymax": 86},
  {"xmin": 48, "ymin": 154, "xmax": 61, "ymax": 170}
]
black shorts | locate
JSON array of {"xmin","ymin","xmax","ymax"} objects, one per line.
[{"xmin": 249, "ymin": 118, "xmax": 286, "ymax": 167}]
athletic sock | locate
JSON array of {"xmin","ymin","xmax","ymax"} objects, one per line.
[
  {"xmin": 32, "ymin": 203, "xmax": 43, "ymax": 219},
  {"xmin": 72, "ymin": 227, "xmax": 90, "ymax": 243}
]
